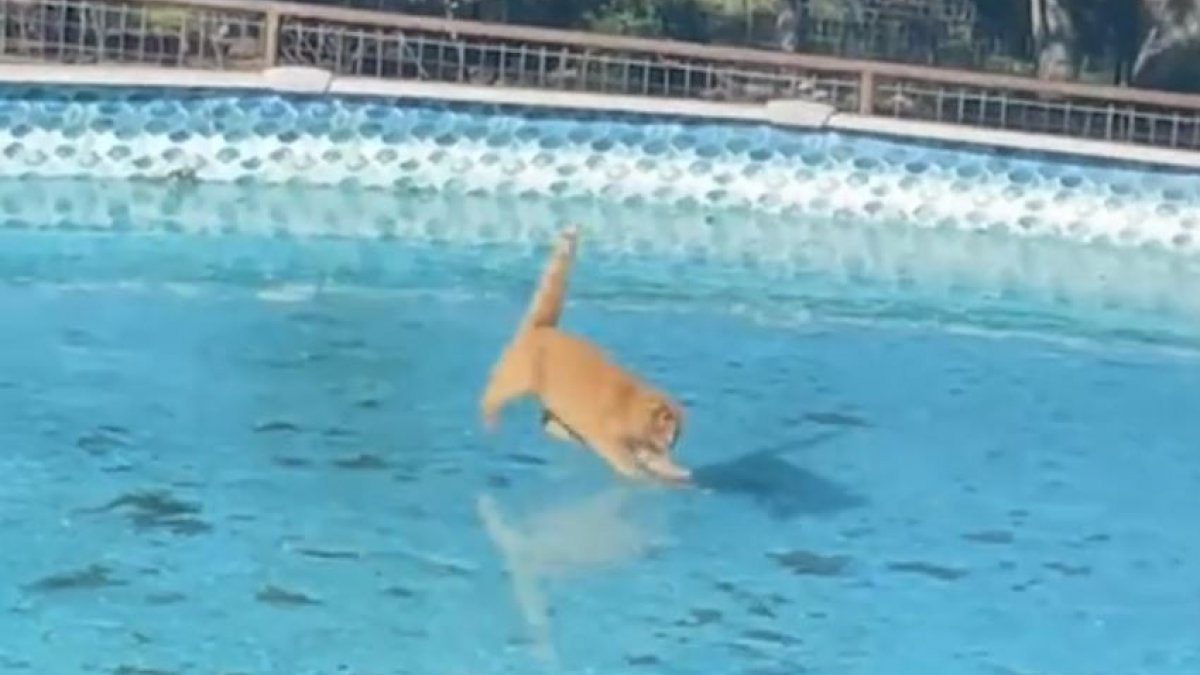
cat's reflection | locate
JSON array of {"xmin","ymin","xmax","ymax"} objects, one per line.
[{"xmin": 477, "ymin": 485, "xmax": 664, "ymax": 664}]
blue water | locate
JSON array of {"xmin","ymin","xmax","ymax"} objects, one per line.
[
  {"xmin": 2, "ymin": 217, "xmax": 1200, "ymax": 675},
  {"xmin": 0, "ymin": 85, "xmax": 1199, "ymax": 674}
]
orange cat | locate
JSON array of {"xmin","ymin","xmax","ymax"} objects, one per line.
[{"xmin": 480, "ymin": 226, "xmax": 690, "ymax": 482}]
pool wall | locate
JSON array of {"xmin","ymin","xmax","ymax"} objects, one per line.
[
  {"xmin": 1, "ymin": 64, "xmax": 1198, "ymax": 253},
  {"xmin": 5, "ymin": 63, "xmax": 1200, "ymax": 172},
  {"xmin": 1, "ymin": 62, "xmax": 1199, "ymax": 349}
]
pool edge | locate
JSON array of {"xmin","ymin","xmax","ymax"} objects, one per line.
[{"xmin": 1, "ymin": 62, "xmax": 1198, "ymax": 172}]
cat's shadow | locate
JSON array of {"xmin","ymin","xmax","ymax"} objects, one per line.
[{"xmin": 691, "ymin": 429, "xmax": 867, "ymax": 520}]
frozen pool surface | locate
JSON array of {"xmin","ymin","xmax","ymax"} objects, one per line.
[
  {"xmin": 1, "ymin": 244, "xmax": 1199, "ymax": 675},
  {"xmin": 0, "ymin": 84, "xmax": 1198, "ymax": 675}
]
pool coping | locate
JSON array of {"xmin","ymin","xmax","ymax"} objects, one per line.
[{"xmin": 1, "ymin": 62, "xmax": 1199, "ymax": 172}]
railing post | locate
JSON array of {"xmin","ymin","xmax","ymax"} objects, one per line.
[
  {"xmin": 263, "ymin": 6, "xmax": 281, "ymax": 68},
  {"xmin": 858, "ymin": 69, "xmax": 874, "ymax": 115}
]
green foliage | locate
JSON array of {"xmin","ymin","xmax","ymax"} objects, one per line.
[
  {"xmin": 466, "ymin": 0, "xmax": 1152, "ymax": 86},
  {"xmin": 691, "ymin": 0, "xmax": 778, "ymax": 12},
  {"xmin": 584, "ymin": 0, "xmax": 665, "ymax": 36},
  {"xmin": 581, "ymin": 0, "xmax": 714, "ymax": 41}
]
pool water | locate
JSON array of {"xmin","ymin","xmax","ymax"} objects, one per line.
[
  {"xmin": 2, "ymin": 84, "xmax": 1200, "ymax": 674},
  {"xmin": 2, "ymin": 186, "xmax": 1199, "ymax": 675}
]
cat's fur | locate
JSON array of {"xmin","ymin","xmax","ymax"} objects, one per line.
[{"xmin": 479, "ymin": 226, "xmax": 689, "ymax": 482}]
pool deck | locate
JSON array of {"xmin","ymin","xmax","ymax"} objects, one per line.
[{"xmin": 2, "ymin": 62, "xmax": 1199, "ymax": 172}]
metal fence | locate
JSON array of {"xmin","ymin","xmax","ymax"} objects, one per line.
[
  {"xmin": 795, "ymin": 0, "xmax": 1008, "ymax": 66},
  {"xmin": 260, "ymin": 0, "xmax": 1035, "ymax": 75},
  {"xmin": 3, "ymin": 0, "xmax": 1200, "ymax": 152},
  {"xmin": 1, "ymin": 0, "xmax": 266, "ymax": 66}
]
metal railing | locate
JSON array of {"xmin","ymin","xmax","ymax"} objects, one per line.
[
  {"xmin": 1, "ymin": 0, "xmax": 265, "ymax": 67},
  {"xmin": 4, "ymin": 0, "xmax": 1200, "ymax": 152}
]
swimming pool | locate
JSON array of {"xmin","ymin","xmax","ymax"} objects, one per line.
[{"xmin": 1, "ymin": 85, "xmax": 1199, "ymax": 675}]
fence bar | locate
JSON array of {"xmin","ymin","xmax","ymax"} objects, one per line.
[{"xmin": 3, "ymin": 0, "xmax": 1200, "ymax": 152}]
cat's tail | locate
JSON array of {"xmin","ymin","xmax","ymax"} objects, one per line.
[
  {"xmin": 517, "ymin": 225, "xmax": 578, "ymax": 333},
  {"xmin": 479, "ymin": 226, "xmax": 579, "ymax": 428}
]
